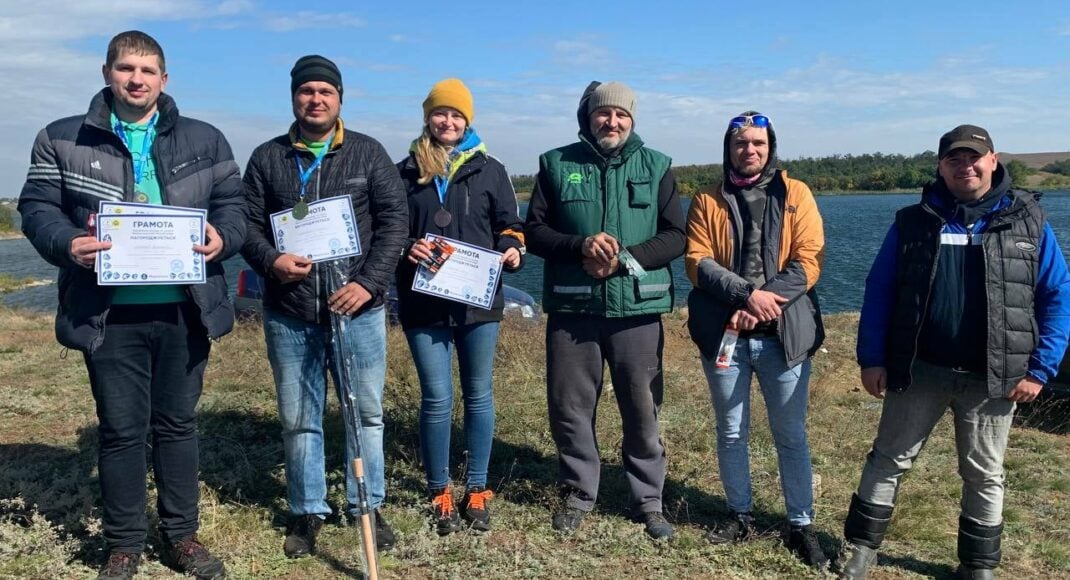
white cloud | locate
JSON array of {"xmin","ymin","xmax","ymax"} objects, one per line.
[{"xmin": 261, "ymin": 11, "xmax": 364, "ymax": 32}]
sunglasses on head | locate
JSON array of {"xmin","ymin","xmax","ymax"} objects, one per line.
[{"xmin": 729, "ymin": 115, "xmax": 770, "ymax": 129}]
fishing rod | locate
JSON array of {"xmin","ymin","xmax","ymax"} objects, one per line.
[{"xmin": 326, "ymin": 259, "xmax": 379, "ymax": 580}]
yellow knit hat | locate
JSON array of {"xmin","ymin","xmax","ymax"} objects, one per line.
[{"xmin": 422, "ymin": 78, "xmax": 474, "ymax": 123}]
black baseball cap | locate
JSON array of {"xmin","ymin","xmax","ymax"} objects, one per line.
[{"xmin": 938, "ymin": 124, "xmax": 993, "ymax": 158}]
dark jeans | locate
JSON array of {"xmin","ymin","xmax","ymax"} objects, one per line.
[
  {"xmin": 546, "ymin": 313, "xmax": 667, "ymax": 514},
  {"xmin": 83, "ymin": 303, "xmax": 210, "ymax": 552}
]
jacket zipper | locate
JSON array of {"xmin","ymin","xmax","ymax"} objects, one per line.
[
  {"xmin": 170, "ymin": 156, "xmax": 207, "ymax": 176},
  {"xmin": 906, "ymin": 205, "xmax": 944, "ymax": 388}
]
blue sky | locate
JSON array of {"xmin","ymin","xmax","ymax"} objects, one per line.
[{"xmin": 2, "ymin": 0, "xmax": 1069, "ymax": 196}]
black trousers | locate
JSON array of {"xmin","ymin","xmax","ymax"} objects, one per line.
[
  {"xmin": 83, "ymin": 302, "xmax": 209, "ymax": 552},
  {"xmin": 546, "ymin": 312, "xmax": 667, "ymax": 514}
]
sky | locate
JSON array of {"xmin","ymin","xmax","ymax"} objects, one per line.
[{"xmin": 1, "ymin": 0, "xmax": 1069, "ymax": 196}]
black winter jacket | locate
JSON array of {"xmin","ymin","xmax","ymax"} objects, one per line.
[
  {"xmin": 241, "ymin": 122, "xmax": 408, "ymax": 324},
  {"xmin": 18, "ymin": 89, "xmax": 247, "ymax": 352},
  {"xmin": 394, "ymin": 151, "xmax": 524, "ymax": 328}
]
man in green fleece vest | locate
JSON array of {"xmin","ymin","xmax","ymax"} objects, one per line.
[{"xmin": 525, "ymin": 81, "xmax": 686, "ymax": 540}]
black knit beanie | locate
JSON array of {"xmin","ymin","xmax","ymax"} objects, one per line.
[{"xmin": 290, "ymin": 55, "xmax": 343, "ymax": 101}]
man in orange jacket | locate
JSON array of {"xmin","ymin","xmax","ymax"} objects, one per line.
[{"xmin": 684, "ymin": 112, "xmax": 827, "ymax": 568}]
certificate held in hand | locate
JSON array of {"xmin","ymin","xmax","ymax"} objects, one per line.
[
  {"xmin": 270, "ymin": 195, "xmax": 362, "ymax": 263},
  {"xmin": 412, "ymin": 235, "xmax": 503, "ymax": 310}
]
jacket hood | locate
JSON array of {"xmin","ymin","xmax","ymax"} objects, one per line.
[
  {"xmin": 923, "ymin": 161, "xmax": 1014, "ymax": 223},
  {"xmin": 722, "ymin": 110, "xmax": 778, "ymax": 189}
]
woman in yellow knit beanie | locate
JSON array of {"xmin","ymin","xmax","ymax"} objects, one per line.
[{"xmin": 395, "ymin": 78, "xmax": 525, "ymax": 537}]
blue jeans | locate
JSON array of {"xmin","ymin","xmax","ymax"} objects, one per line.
[
  {"xmin": 264, "ymin": 307, "xmax": 387, "ymax": 516},
  {"xmin": 701, "ymin": 336, "xmax": 815, "ymax": 526},
  {"xmin": 855, "ymin": 360, "xmax": 1014, "ymax": 526},
  {"xmin": 405, "ymin": 322, "xmax": 499, "ymax": 490}
]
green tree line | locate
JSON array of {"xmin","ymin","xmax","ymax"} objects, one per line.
[{"xmin": 510, "ymin": 152, "xmax": 1044, "ymax": 195}]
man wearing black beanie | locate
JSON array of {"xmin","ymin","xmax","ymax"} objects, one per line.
[{"xmin": 242, "ymin": 54, "xmax": 408, "ymax": 560}]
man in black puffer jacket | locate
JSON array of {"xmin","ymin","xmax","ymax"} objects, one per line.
[
  {"xmin": 241, "ymin": 55, "xmax": 407, "ymax": 558},
  {"xmin": 18, "ymin": 31, "xmax": 243, "ymax": 580}
]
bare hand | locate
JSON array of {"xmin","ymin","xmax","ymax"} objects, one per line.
[
  {"xmin": 407, "ymin": 239, "xmax": 433, "ymax": 264},
  {"xmin": 1007, "ymin": 376, "xmax": 1044, "ymax": 403},
  {"xmin": 271, "ymin": 254, "xmax": 312, "ymax": 283},
  {"xmin": 328, "ymin": 282, "xmax": 372, "ymax": 315},
  {"xmin": 729, "ymin": 309, "xmax": 759, "ymax": 331},
  {"xmin": 746, "ymin": 289, "xmax": 789, "ymax": 322},
  {"xmin": 501, "ymin": 247, "xmax": 522, "ymax": 269},
  {"xmin": 193, "ymin": 222, "xmax": 224, "ymax": 262},
  {"xmin": 70, "ymin": 235, "xmax": 111, "ymax": 268},
  {"xmin": 582, "ymin": 256, "xmax": 619, "ymax": 279},
  {"xmin": 861, "ymin": 367, "xmax": 887, "ymax": 399},
  {"xmin": 582, "ymin": 232, "xmax": 620, "ymax": 266}
]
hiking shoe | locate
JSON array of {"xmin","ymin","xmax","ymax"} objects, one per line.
[
  {"xmin": 430, "ymin": 487, "xmax": 462, "ymax": 536},
  {"xmin": 374, "ymin": 508, "xmax": 396, "ymax": 551},
  {"xmin": 955, "ymin": 566, "xmax": 996, "ymax": 580},
  {"xmin": 641, "ymin": 511, "xmax": 674, "ymax": 540},
  {"xmin": 283, "ymin": 514, "xmax": 324, "ymax": 558},
  {"xmin": 551, "ymin": 506, "xmax": 588, "ymax": 533},
  {"xmin": 705, "ymin": 511, "xmax": 755, "ymax": 544},
  {"xmin": 461, "ymin": 487, "xmax": 495, "ymax": 532},
  {"xmin": 164, "ymin": 535, "xmax": 226, "ymax": 579},
  {"xmin": 837, "ymin": 541, "xmax": 878, "ymax": 579},
  {"xmin": 97, "ymin": 551, "xmax": 141, "ymax": 580},
  {"xmin": 786, "ymin": 524, "xmax": 829, "ymax": 569}
]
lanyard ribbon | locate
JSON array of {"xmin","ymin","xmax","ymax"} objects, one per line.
[
  {"xmin": 294, "ymin": 130, "xmax": 335, "ymax": 200},
  {"xmin": 113, "ymin": 112, "xmax": 159, "ymax": 189}
]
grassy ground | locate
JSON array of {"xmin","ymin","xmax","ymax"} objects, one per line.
[{"xmin": 0, "ymin": 308, "xmax": 1067, "ymax": 579}]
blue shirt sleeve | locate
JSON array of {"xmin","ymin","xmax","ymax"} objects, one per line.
[
  {"xmin": 857, "ymin": 223, "xmax": 899, "ymax": 368},
  {"xmin": 1027, "ymin": 223, "xmax": 1070, "ymax": 384}
]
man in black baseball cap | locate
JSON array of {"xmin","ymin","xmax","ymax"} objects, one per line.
[{"xmin": 838, "ymin": 120, "xmax": 1070, "ymax": 580}]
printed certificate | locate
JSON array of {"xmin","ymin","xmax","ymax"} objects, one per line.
[
  {"xmin": 98, "ymin": 201, "xmax": 206, "ymax": 218},
  {"xmin": 270, "ymin": 195, "xmax": 362, "ymax": 263},
  {"xmin": 96, "ymin": 213, "xmax": 206, "ymax": 285},
  {"xmin": 412, "ymin": 235, "xmax": 504, "ymax": 310}
]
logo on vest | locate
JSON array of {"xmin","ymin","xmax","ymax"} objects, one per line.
[
  {"xmin": 1015, "ymin": 241, "xmax": 1037, "ymax": 252},
  {"xmin": 567, "ymin": 172, "xmax": 583, "ymax": 184}
]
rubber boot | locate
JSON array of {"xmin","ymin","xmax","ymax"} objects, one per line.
[
  {"xmin": 838, "ymin": 494, "xmax": 894, "ymax": 579},
  {"xmin": 956, "ymin": 516, "xmax": 1001, "ymax": 579}
]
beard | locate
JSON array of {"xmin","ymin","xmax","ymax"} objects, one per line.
[
  {"xmin": 595, "ymin": 126, "xmax": 630, "ymax": 152},
  {"xmin": 735, "ymin": 163, "xmax": 763, "ymax": 178}
]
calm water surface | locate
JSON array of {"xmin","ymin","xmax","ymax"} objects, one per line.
[{"xmin": 4, "ymin": 191, "xmax": 1070, "ymax": 314}]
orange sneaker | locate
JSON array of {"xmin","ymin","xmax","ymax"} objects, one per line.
[
  {"xmin": 461, "ymin": 487, "xmax": 495, "ymax": 532},
  {"xmin": 430, "ymin": 487, "xmax": 461, "ymax": 536}
]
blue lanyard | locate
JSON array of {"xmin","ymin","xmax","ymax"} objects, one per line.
[
  {"xmin": 294, "ymin": 130, "xmax": 335, "ymax": 200},
  {"xmin": 113, "ymin": 112, "xmax": 158, "ymax": 189}
]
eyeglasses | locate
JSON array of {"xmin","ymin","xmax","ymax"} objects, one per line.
[{"xmin": 729, "ymin": 115, "xmax": 770, "ymax": 129}]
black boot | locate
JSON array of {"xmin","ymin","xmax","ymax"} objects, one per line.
[
  {"xmin": 957, "ymin": 516, "xmax": 1002, "ymax": 578},
  {"xmin": 838, "ymin": 494, "xmax": 894, "ymax": 579}
]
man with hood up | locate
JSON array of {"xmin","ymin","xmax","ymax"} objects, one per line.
[
  {"xmin": 525, "ymin": 81, "xmax": 686, "ymax": 540},
  {"xmin": 684, "ymin": 112, "xmax": 828, "ymax": 568},
  {"xmin": 838, "ymin": 125, "xmax": 1070, "ymax": 580}
]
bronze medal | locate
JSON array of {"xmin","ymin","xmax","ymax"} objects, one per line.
[
  {"xmin": 293, "ymin": 200, "xmax": 309, "ymax": 220},
  {"xmin": 433, "ymin": 208, "xmax": 452, "ymax": 228}
]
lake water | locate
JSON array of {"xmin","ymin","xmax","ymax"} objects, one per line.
[{"xmin": 4, "ymin": 191, "xmax": 1070, "ymax": 314}]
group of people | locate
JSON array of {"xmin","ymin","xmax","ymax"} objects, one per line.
[{"xmin": 17, "ymin": 30, "xmax": 1070, "ymax": 580}]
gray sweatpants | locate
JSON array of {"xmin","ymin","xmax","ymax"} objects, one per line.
[
  {"xmin": 855, "ymin": 360, "xmax": 1015, "ymax": 526},
  {"xmin": 546, "ymin": 313, "xmax": 667, "ymax": 514}
]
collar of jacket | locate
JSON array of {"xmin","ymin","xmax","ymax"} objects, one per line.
[
  {"xmin": 84, "ymin": 88, "xmax": 180, "ymax": 135},
  {"xmin": 288, "ymin": 118, "xmax": 346, "ymax": 153},
  {"xmin": 577, "ymin": 129, "xmax": 645, "ymax": 166}
]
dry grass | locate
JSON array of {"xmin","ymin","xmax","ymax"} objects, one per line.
[{"xmin": 1, "ymin": 308, "xmax": 1067, "ymax": 579}]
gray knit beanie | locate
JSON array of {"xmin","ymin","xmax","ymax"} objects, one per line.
[{"xmin": 586, "ymin": 81, "xmax": 636, "ymax": 118}]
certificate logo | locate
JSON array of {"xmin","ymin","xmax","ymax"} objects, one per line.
[{"xmin": 170, "ymin": 259, "xmax": 184, "ymax": 273}]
